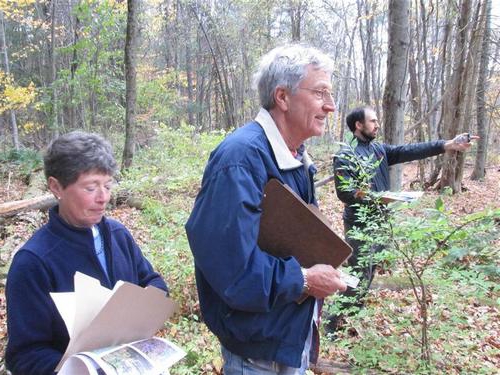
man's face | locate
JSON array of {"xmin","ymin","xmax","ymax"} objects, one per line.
[
  {"xmin": 357, "ymin": 108, "xmax": 379, "ymax": 141},
  {"xmin": 284, "ymin": 66, "xmax": 335, "ymax": 142}
]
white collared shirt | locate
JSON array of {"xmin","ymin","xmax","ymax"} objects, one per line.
[{"xmin": 255, "ymin": 108, "xmax": 304, "ymax": 170}]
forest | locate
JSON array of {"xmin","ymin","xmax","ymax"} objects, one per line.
[{"xmin": 0, "ymin": 0, "xmax": 499, "ymax": 374}]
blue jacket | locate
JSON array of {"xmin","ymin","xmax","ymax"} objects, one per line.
[
  {"xmin": 5, "ymin": 207, "xmax": 167, "ymax": 375},
  {"xmin": 334, "ymin": 137, "xmax": 445, "ymax": 224},
  {"xmin": 185, "ymin": 109, "xmax": 318, "ymax": 368}
]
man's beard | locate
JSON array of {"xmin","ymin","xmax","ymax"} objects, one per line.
[{"xmin": 360, "ymin": 128, "xmax": 376, "ymax": 142}]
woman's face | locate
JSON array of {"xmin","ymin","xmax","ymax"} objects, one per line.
[{"xmin": 48, "ymin": 170, "xmax": 113, "ymax": 228}]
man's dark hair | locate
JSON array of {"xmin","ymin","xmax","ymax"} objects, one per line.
[{"xmin": 346, "ymin": 106, "xmax": 371, "ymax": 133}]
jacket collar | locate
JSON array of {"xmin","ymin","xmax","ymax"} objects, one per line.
[
  {"xmin": 255, "ymin": 108, "xmax": 303, "ymax": 171},
  {"xmin": 47, "ymin": 206, "xmax": 107, "ymax": 248}
]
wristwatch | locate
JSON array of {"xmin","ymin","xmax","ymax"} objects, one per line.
[{"xmin": 301, "ymin": 267, "xmax": 309, "ymax": 294}]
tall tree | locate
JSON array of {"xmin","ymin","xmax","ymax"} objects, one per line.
[
  {"xmin": 471, "ymin": 0, "xmax": 492, "ymax": 180},
  {"xmin": 454, "ymin": 1, "xmax": 483, "ymax": 186},
  {"xmin": 189, "ymin": 2, "xmax": 236, "ymax": 130},
  {"xmin": 357, "ymin": 0, "xmax": 373, "ymax": 104},
  {"xmin": 0, "ymin": 10, "xmax": 19, "ymax": 150},
  {"xmin": 382, "ymin": 0, "xmax": 410, "ymax": 190},
  {"xmin": 289, "ymin": 0, "xmax": 306, "ymax": 42},
  {"xmin": 122, "ymin": 0, "xmax": 139, "ymax": 171},
  {"xmin": 440, "ymin": 0, "xmax": 475, "ymax": 192},
  {"xmin": 50, "ymin": 0, "xmax": 59, "ymax": 137}
]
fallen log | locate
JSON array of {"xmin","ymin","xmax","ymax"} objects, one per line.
[
  {"xmin": 0, "ymin": 189, "xmax": 146, "ymax": 218},
  {"xmin": 309, "ymin": 359, "xmax": 352, "ymax": 374},
  {"xmin": 0, "ymin": 194, "xmax": 57, "ymax": 218}
]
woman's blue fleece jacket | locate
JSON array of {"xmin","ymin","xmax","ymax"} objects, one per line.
[{"xmin": 5, "ymin": 207, "xmax": 167, "ymax": 375}]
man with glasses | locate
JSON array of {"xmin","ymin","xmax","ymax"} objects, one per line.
[
  {"xmin": 185, "ymin": 44, "xmax": 346, "ymax": 374},
  {"xmin": 326, "ymin": 106, "xmax": 477, "ymax": 334}
]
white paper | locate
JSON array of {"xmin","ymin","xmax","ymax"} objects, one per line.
[
  {"xmin": 58, "ymin": 354, "xmax": 100, "ymax": 375},
  {"xmin": 72, "ymin": 272, "xmax": 116, "ymax": 338},
  {"xmin": 339, "ymin": 271, "xmax": 360, "ymax": 289},
  {"xmin": 52, "ymin": 272, "xmax": 177, "ymax": 371},
  {"xmin": 49, "ymin": 292, "xmax": 75, "ymax": 337}
]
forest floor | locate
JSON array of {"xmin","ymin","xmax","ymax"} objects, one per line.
[
  {"xmin": 314, "ymin": 163, "xmax": 500, "ymax": 373},
  {"xmin": 0, "ymin": 162, "xmax": 499, "ymax": 373}
]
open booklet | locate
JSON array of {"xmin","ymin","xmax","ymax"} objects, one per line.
[
  {"xmin": 59, "ymin": 337, "xmax": 185, "ymax": 375},
  {"xmin": 379, "ymin": 190, "xmax": 424, "ymax": 203},
  {"xmin": 51, "ymin": 272, "xmax": 185, "ymax": 374}
]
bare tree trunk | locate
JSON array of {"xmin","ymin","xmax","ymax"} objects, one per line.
[
  {"xmin": 216, "ymin": 33, "xmax": 238, "ymax": 127},
  {"xmin": 69, "ymin": 4, "xmax": 80, "ymax": 129},
  {"xmin": 190, "ymin": 4, "xmax": 235, "ymax": 130},
  {"xmin": 0, "ymin": 10, "xmax": 19, "ymax": 150},
  {"xmin": 289, "ymin": 0, "xmax": 306, "ymax": 42},
  {"xmin": 428, "ymin": 2, "xmax": 453, "ymax": 188},
  {"xmin": 340, "ymin": 25, "xmax": 356, "ymax": 141},
  {"xmin": 409, "ymin": 51, "xmax": 426, "ymax": 187},
  {"xmin": 383, "ymin": 0, "xmax": 410, "ymax": 190},
  {"xmin": 413, "ymin": 0, "xmax": 433, "ymax": 187},
  {"xmin": 323, "ymin": 0, "xmax": 358, "ymax": 140},
  {"xmin": 90, "ymin": 70, "xmax": 97, "ymax": 129},
  {"xmin": 455, "ymin": 1, "xmax": 483, "ymax": 186},
  {"xmin": 186, "ymin": 43, "xmax": 195, "ymax": 126},
  {"xmin": 471, "ymin": 0, "xmax": 491, "ymax": 180},
  {"xmin": 418, "ymin": 0, "xmax": 431, "ymax": 118},
  {"xmin": 196, "ymin": 31, "xmax": 206, "ymax": 131},
  {"xmin": 357, "ymin": 0, "xmax": 371, "ymax": 104},
  {"xmin": 240, "ymin": 27, "xmax": 252, "ymax": 123},
  {"xmin": 50, "ymin": 0, "xmax": 59, "ymax": 137},
  {"xmin": 0, "ymin": 114, "xmax": 5, "ymax": 148},
  {"xmin": 122, "ymin": 0, "xmax": 139, "ymax": 171},
  {"xmin": 368, "ymin": 1, "xmax": 381, "ymax": 116},
  {"xmin": 440, "ymin": 0, "xmax": 472, "ymax": 192}
]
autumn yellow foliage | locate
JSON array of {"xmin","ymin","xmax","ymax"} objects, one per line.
[
  {"xmin": 0, "ymin": 70, "xmax": 36, "ymax": 114},
  {"xmin": 0, "ymin": 0, "xmax": 36, "ymax": 16}
]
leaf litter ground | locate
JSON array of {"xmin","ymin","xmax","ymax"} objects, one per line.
[{"xmin": 0, "ymin": 162, "xmax": 498, "ymax": 374}]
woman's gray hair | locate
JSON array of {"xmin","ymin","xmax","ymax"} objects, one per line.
[
  {"xmin": 253, "ymin": 44, "xmax": 334, "ymax": 110},
  {"xmin": 44, "ymin": 131, "xmax": 117, "ymax": 188}
]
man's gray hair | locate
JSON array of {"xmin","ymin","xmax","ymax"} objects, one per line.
[
  {"xmin": 253, "ymin": 44, "xmax": 334, "ymax": 110},
  {"xmin": 44, "ymin": 131, "xmax": 117, "ymax": 188}
]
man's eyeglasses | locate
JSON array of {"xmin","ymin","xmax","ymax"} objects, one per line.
[{"xmin": 298, "ymin": 87, "xmax": 334, "ymax": 103}]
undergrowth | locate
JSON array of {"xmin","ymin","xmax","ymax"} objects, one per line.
[
  {"xmin": 121, "ymin": 125, "xmax": 225, "ymax": 373},
  {"xmin": 121, "ymin": 126, "xmax": 500, "ymax": 374},
  {"xmin": 1, "ymin": 127, "xmax": 498, "ymax": 374}
]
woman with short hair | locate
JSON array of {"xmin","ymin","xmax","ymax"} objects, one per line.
[{"xmin": 5, "ymin": 131, "xmax": 168, "ymax": 375}]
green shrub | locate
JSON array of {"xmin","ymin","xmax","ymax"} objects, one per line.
[
  {"xmin": 119, "ymin": 125, "xmax": 226, "ymax": 373},
  {"xmin": 0, "ymin": 148, "xmax": 42, "ymax": 179},
  {"xmin": 326, "ymin": 136, "xmax": 500, "ymax": 372},
  {"xmin": 120, "ymin": 123, "xmax": 225, "ymax": 199}
]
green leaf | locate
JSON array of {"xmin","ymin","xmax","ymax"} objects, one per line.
[
  {"xmin": 444, "ymin": 246, "xmax": 470, "ymax": 262},
  {"xmin": 473, "ymin": 265, "xmax": 500, "ymax": 277},
  {"xmin": 435, "ymin": 197, "xmax": 444, "ymax": 211}
]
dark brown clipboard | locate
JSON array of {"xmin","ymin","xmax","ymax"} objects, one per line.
[{"xmin": 257, "ymin": 179, "xmax": 352, "ymax": 268}]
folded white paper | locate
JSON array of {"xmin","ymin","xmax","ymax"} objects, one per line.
[{"xmin": 51, "ymin": 272, "xmax": 177, "ymax": 372}]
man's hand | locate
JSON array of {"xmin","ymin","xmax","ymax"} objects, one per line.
[
  {"xmin": 444, "ymin": 133, "xmax": 480, "ymax": 152},
  {"xmin": 304, "ymin": 264, "xmax": 347, "ymax": 299}
]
